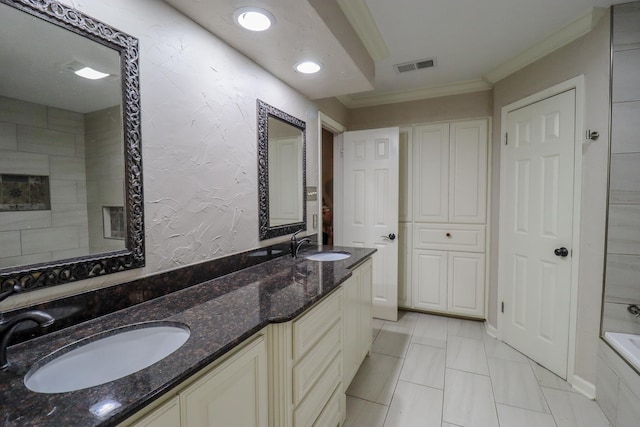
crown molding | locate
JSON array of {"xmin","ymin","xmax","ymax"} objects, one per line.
[
  {"xmin": 337, "ymin": 79, "xmax": 492, "ymax": 108},
  {"xmin": 484, "ymin": 7, "xmax": 606, "ymax": 84},
  {"xmin": 336, "ymin": 0, "xmax": 389, "ymax": 61}
]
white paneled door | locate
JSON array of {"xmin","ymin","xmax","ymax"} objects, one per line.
[
  {"xmin": 341, "ymin": 127, "xmax": 399, "ymax": 321},
  {"xmin": 501, "ymin": 89, "xmax": 576, "ymax": 379}
]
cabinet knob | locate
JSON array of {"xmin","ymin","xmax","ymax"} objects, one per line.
[
  {"xmin": 445, "ymin": 232, "xmax": 452, "ymax": 238},
  {"xmin": 381, "ymin": 233, "xmax": 396, "ymax": 241}
]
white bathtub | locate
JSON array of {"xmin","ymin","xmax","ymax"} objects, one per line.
[{"xmin": 604, "ymin": 332, "xmax": 640, "ymax": 372}]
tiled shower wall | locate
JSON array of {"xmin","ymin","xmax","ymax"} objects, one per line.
[
  {"xmin": 0, "ymin": 95, "xmax": 89, "ymax": 268},
  {"xmin": 597, "ymin": 3, "xmax": 640, "ymax": 426},
  {"xmin": 603, "ymin": 2, "xmax": 640, "ymax": 335}
]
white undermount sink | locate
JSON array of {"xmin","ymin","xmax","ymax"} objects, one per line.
[
  {"xmin": 24, "ymin": 322, "xmax": 190, "ymax": 394},
  {"xmin": 306, "ymin": 251, "xmax": 351, "ymax": 262}
]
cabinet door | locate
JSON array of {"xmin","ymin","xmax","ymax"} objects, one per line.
[
  {"xmin": 397, "ymin": 223, "xmax": 412, "ymax": 308},
  {"xmin": 412, "ymin": 249, "xmax": 447, "ymax": 311},
  {"xmin": 181, "ymin": 336, "xmax": 267, "ymax": 427},
  {"xmin": 447, "ymin": 252, "xmax": 485, "ymax": 317},
  {"xmin": 358, "ymin": 258, "xmax": 373, "ymax": 359},
  {"xmin": 342, "ymin": 273, "xmax": 360, "ymax": 388},
  {"xmin": 130, "ymin": 397, "xmax": 180, "ymax": 427},
  {"xmin": 399, "ymin": 127, "xmax": 412, "ymax": 222},
  {"xmin": 449, "ymin": 120, "xmax": 488, "ymax": 224},
  {"xmin": 413, "ymin": 123, "xmax": 449, "ymax": 222}
]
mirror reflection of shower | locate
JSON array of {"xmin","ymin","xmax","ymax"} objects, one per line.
[{"xmin": 601, "ymin": 1, "xmax": 640, "ymax": 373}]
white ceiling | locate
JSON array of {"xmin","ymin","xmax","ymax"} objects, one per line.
[
  {"xmin": 165, "ymin": 0, "xmax": 625, "ymax": 108},
  {"xmin": 0, "ymin": 2, "xmax": 122, "ymax": 113}
]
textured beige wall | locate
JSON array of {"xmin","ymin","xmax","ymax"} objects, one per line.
[
  {"xmin": 347, "ymin": 90, "xmax": 493, "ymax": 130},
  {"xmin": 1, "ymin": 0, "xmax": 325, "ymax": 310},
  {"xmin": 315, "ymin": 97, "xmax": 350, "ymax": 127},
  {"xmin": 491, "ymin": 10, "xmax": 611, "ymax": 385}
]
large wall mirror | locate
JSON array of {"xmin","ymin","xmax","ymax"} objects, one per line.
[
  {"xmin": 257, "ymin": 100, "xmax": 306, "ymax": 240},
  {"xmin": 0, "ymin": 0, "xmax": 143, "ymax": 292},
  {"xmin": 601, "ymin": 2, "xmax": 640, "ymax": 371}
]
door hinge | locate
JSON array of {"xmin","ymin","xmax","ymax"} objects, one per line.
[
  {"xmin": 505, "ymin": 133, "xmax": 509, "ymax": 145},
  {"xmin": 501, "ymin": 301, "xmax": 504, "ymax": 313}
]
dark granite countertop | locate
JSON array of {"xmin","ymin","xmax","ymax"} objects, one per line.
[{"xmin": 0, "ymin": 246, "xmax": 375, "ymax": 427}]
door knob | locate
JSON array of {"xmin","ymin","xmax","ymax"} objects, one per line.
[
  {"xmin": 554, "ymin": 247, "xmax": 569, "ymax": 257},
  {"xmin": 381, "ymin": 233, "xmax": 396, "ymax": 241}
]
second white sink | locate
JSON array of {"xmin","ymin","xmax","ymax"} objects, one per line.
[
  {"xmin": 306, "ymin": 252, "xmax": 351, "ymax": 262},
  {"xmin": 24, "ymin": 321, "xmax": 190, "ymax": 394}
]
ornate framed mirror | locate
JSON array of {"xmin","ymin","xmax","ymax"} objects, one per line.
[
  {"xmin": 0, "ymin": 0, "xmax": 143, "ymax": 291},
  {"xmin": 257, "ymin": 100, "xmax": 306, "ymax": 240}
]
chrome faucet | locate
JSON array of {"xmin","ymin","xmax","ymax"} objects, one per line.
[
  {"xmin": 290, "ymin": 229, "xmax": 311, "ymax": 258},
  {"xmin": 0, "ymin": 284, "xmax": 54, "ymax": 369}
]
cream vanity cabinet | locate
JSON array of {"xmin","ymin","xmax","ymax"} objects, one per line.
[
  {"xmin": 124, "ymin": 259, "xmax": 373, "ymax": 427},
  {"xmin": 398, "ymin": 119, "xmax": 488, "ymax": 318},
  {"xmin": 270, "ymin": 259, "xmax": 373, "ymax": 427},
  {"xmin": 127, "ymin": 334, "xmax": 267, "ymax": 427},
  {"xmin": 342, "ymin": 258, "xmax": 373, "ymax": 388}
]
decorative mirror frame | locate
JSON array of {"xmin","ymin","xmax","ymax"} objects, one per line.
[
  {"xmin": 0, "ymin": 0, "xmax": 144, "ymax": 292},
  {"xmin": 257, "ymin": 99, "xmax": 306, "ymax": 240}
]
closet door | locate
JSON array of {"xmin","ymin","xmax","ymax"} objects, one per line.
[
  {"xmin": 449, "ymin": 120, "xmax": 488, "ymax": 224},
  {"xmin": 413, "ymin": 124, "xmax": 449, "ymax": 223},
  {"xmin": 412, "ymin": 249, "xmax": 447, "ymax": 311},
  {"xmin": 447, "ymin": 252, "xmax": 485, "ymax": 317}
]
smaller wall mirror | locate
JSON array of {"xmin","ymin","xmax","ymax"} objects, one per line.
[{"xmin": 257, "ymin": 100, "xmax": 306, "ymax": 240}]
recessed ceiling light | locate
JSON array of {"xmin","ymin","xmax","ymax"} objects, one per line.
[
  {"xmin": 295, "ymin": 61, "xmax": 322, "ymax": 74},
  {"xmin": 74, "ymin": 66, "xmax": 110, "ymax": 80},
  {"xmin": 234, "ymin": 7, "xmax": 275, "ymax": 31}
]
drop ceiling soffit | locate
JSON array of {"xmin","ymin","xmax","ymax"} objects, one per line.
[{"xmin": 337, "ymin": 6, "xmax": 606, "ymax": 108}]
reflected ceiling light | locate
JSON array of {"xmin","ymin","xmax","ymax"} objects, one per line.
[
  {"xmin": 74, "ymin": 66, "xmax": 110, "ymax": 80},
  {"xmin": 295, "ymin": 61, "xmax": 322, "ymax": 74},
  {"xmin": 234, "ymin": 7, "xmax": 275, "ymax": 31}
]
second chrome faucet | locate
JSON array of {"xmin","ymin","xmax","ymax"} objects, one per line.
[{"xmin": 290, "ymin": 229, "xmax": 311, "ymax": 258}]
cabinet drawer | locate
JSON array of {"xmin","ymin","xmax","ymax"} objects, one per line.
[
  {"xmin": 313, "ymin": 384, "xmax": 342, "ymax": 427},
  {"xmin": 293, "ymin": 290, "xmax": 342, "ymax": 360},
  {"xmin": 293, "ymin": 353, "xmax": 342, "ymax": 427},
  {"xmin": 293, "ymin": 321, "xmax": 342, "ymax": 405},
  {"xmin": 414, "ymin": 224, "xmax": 485, "ymax": 252}
]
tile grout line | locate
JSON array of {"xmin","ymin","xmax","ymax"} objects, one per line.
[
  {"xmin": 441, "ymin": 319, "xmax": 449, "ymax": 426},
  {"xmin": 482, "ymin": 335, "xmax": 502, "ymax": 427},
  {"xmin": 379, "ymin": 314, "xmax": 413, "ymax": 427}
]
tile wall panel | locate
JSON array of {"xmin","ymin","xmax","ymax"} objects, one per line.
[
  {"xmin": 17, "ymin": 125, "xmax": 76, "ymax": 156},
  {"xmin": 612, "ymin": 49, "xmax": 640, "ymax": 102},
  {"xmin": 21, "ymin": 226, "xmax": 80, "ymax": 254},
  {"xmin": 0, "ymin": 122, "xmax": 17, "ymax": 151},
  {"xmin": 0, "ymin": 96, "xmax": 47, "ymax": 128}
]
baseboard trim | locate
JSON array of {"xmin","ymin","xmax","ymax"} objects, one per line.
[
  {"xmin": 571, "ymin": 374, "xmax": 596, "ymax": 399},
  {"xmin": 484, "ymin": 321, "xmax": 497, "ymax": 339}
]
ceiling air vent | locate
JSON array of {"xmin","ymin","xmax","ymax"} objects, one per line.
[{"xmin": 394, "ymin": 58, "xmax": 436, "ymax": 73}]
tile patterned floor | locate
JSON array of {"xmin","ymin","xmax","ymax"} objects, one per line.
[{"xmin": 345, "ymin": 311, "xmax": 612, "ymax": 427}]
